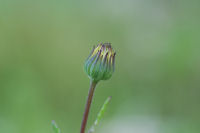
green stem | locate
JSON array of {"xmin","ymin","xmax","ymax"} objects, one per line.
[{"xmin": 80, "ymin": 80, "xmax": 97, "ymax": 133}]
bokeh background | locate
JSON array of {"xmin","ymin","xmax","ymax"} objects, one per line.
[{"xmin": 0, "ymin": 0, "xmax": 200, "ymax": 133}]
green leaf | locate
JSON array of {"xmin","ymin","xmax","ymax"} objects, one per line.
[
  {"xmin": 88, "ymin": 96, "xmax": 112, "ymax": 133},
  {"xmin": 52, "ymin": 120, "xmax": 61, "ymax": 133}
]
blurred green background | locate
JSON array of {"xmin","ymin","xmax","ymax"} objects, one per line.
[{"xmin": 0, "ymin": 0, "xmax": 200, "ymax": 133}]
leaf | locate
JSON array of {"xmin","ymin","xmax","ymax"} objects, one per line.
[
  {"xmin": 52, "ymin": 120, "xmax": 61, "ymax": 133},
  {"xmin": 88, "ymin": 96, "xmax": 112, "ymax": 133}
]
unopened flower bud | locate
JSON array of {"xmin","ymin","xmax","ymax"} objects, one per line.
[{"xmin": 84, "ymin": 43, "xmax": 116, "ymax": 83}]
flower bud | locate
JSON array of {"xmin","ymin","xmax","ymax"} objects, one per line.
[{"xmin": 84, "ymin": 43, "xmax": 116, "ymax": 82}]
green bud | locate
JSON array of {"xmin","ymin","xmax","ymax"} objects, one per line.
[{"xmin": 84, "ymin": 43, "xmax": 116, "ymax": 83}]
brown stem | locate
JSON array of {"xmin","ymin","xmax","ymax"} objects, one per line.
[{"xmin": 80, "ymin": 80, "xmax": 97, "ymax": 133}]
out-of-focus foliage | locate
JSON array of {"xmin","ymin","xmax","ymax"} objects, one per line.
[
  {"xmin": 0, "ymin": 0, "xmax": 200, "ymax": 133},
  {"xmin": 88, "ymin": 96, "xmax": 111, "ymax": 133},
  {"xmin": 52, "ymin": 121, "xmax": 61, "ymax": 133}
]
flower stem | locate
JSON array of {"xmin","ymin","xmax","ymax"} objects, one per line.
[{"xmin": 80, "ymin": 80, "xmax": 97, "ymax": 133}]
